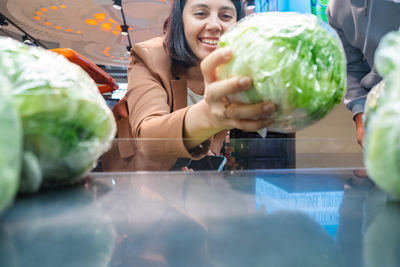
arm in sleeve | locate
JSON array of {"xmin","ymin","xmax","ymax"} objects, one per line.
[
  {"xmin": 125, "ymin": 56, "xmax": 210, "ymax": 159},
  {"xmin": 327, "ymin": 6, "xmax": 371, "ymax": 118}
]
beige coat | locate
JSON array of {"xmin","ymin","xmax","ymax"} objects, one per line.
[{"xmin": 102, "ymin": 37, "xmax": 226, "ymax": 172}]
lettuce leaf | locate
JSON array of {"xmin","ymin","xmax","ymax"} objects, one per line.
[
  {"xmin": 217, "ymin": 12, "xmax": 346, "ymax": 133},
  {"xmin": 0, "ymin": 75, "xmax": 21, "ymax": 214},
  {"xmin": 0, "ymin": 37, "xmax": 116, "ymax": 192}
]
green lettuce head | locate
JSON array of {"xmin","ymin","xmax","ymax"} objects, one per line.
[
  {"xmin": 364, "ymin": 29, "xmax": 400, "ymax": 197},
  {"xmin": 364, "ymin": 29, "xmax": 400, "ymax": 127},
  {"xmin": 217, "ymin": 12, "xmax": 346, "ymax": 133},
  {"xmin": 374, "ymin": 29, "xmax": 400, "ymax": 78},
  {"xmin": 0, "ymin": 75, "xmax": 22, "ymax": 214},
  {"xmin": 363, "ymin": 80, "xmax": 385, "ymax": 128},
  {"xmin": 0, "ymin": 37, "xmax": 116, "ymax": 193}
]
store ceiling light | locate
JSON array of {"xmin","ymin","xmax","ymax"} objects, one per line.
[
  {"xmin": 113, "ymin": 0, "xmax": 122, "ymax": 10},
  {"xmin": 120, "ymin": 24, "xmax": 129, "ymax": 35}
]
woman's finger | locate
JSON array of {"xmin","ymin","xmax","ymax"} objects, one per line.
[
  {"xmin": 205, "ymin": 76, "xmax": 252, "ymax": 102},
  {"xmin": 225, "ymin": 101, "xmax": 276, "ymax": 120},
  {"xmin": 200, "ymin": 47, "xmax": 233, "ymax": 85}
]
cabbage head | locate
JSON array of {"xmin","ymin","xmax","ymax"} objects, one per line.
[
  {"xmin": 0, "ymin": 75, "xmax": 22, "ymax": 214},
  {"xmin": 374, "ymin": 30, "xmax": 400, "ymax": 78},
  {"xmin": 0, "ymin": 37, "xmax": 116, "ymax": 192},
  {"xmin": 363, "ymin": 80, "xmax": 385, "ymax": 128},
  {"xmin": 364, "ymin": 29, "xmax": 400, "ymax": 197},
  {"xmin": 217, "ymin": 12, "xmax": 346, "ymax": 133}
]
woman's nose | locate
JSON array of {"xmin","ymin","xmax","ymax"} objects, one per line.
[{"xmin": 205, "ymin": 17, "xmax": 222, "ymax": 32}]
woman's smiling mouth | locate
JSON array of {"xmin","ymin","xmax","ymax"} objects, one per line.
[{"xmin": 200, "ymin": 38, "xmax": 219, "ymax": 45}]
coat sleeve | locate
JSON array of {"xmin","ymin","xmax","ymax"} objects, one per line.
[
  {"xmin": 327, "ymin": 3, "xmax": 371, "ymax": 118},
  {"xmin": 125, "ymin": 53, "xmax": 210, "ymax": 159}
]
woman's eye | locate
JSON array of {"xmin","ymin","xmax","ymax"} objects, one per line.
[
  {"xmin": 194, "ymin": 11, "xmax": 206, "ymax": 16},
  {"xmin": 221, "ymin": 13, "xmax": 233, "ymax": 20}
]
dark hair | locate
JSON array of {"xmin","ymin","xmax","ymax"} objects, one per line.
[{"xmin": 164, "ymin": 0, "xmax": 245, "ymax": 73}]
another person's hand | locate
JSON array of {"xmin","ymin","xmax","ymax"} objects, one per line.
[
  {"xmin": 354, "ymin": 113, "xmax": 364, "ymax": 147},
  {"xmin": 201, "ymin": 47, "xmax": 276, "ymax": 132}
]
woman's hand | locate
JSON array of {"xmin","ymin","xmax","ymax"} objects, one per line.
[
  {"xmin": 183, "ymin": 47, "xmax": 276, "ymax": 150},
  {"xmin": 201, "ymin": 47, "xmax": 276, "ymax": 132},
  {"xmin": 354, "ymin": 113, "xmax": 364, "ymax": 148}
]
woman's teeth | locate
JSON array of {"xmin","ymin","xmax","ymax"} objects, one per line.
[{"xmin": 201, "ymin": 39, "xmax": 218, "ymax": 45}]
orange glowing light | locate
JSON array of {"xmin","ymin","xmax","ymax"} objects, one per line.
[
  {"xmin": 44, "ymin": 22, "xmax": 52, "ymax": 26},
  {"xmin": 111, "ymin": 30, "xmax": 119, "ymax": 35},
  {"xmin": 50, "ymin": 6, "xmax": 58, "ymax": 10},
  {"xmin": 115, "ymin": 25, "xmax": 122, "ymax": 31},
  {"xmin": 60, "ymin": 4, "xmax": 67, "ymax": 8},
  {"xmin": 110, "ymin": 56, "xmax": 115, "ymax": 58},
  {"xmin": 103, "ymin": 47, "xmax": 110, "ymax": 54},
  {"xmin": 128, "ymin": 27, "xmax": 133, "ymax": 31},
  {"xmin": 76, "ymin": 30, "xmax": 82, "ymax": 34},
  {"xmin": 85, "ymin": 19, "xmax": 98, "ymax": 26},
  {"xmin": 36, "ymin": 11, "xmax": 43, "ymax": 15},
  {"xmin": 94, "ymin": 13, "xmax": 107, "ymax": 21},
  {"xmin": 41, "ymin": 7, "xmax": 48, "ymax": 12},
  {"xmin": 55, "ymin": 26, "xmax": 62, "ymax": 29},
  {"xmin": 119, "ymin": 57, "xmax": 124, "ymax": 60},
  {"xmin": 101, "ymin": 23, "xmax": 112, "ymax": 30},
  {"xmin": 108, "ymin": 18, "xmax": 117, "ymax": 24},
  {"xmin": 66, "ymin": 28, "xmax": 72, "ymax": 32},
  {"xmin": 34, "ymin": 16, "xmax": 42, "ymax": 20}
]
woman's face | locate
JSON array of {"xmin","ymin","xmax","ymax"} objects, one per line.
[{"xmin": 182, "ymin": 0, "xmax": 237, "ymax": 61}]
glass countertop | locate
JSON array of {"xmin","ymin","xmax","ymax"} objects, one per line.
[
  {"xmin": 1, "ymin": 167, "xmax": 398, "ymax": 267},
  {"xmin": 98, "ymin": 137, "xmax": 364, "ymax": 172}
]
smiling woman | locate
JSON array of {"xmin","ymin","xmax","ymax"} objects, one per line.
[
  {"xmin": 102, "ymin": 0, "xmax": 277, "ymax": 172},
  {"xmin": 165, "ymin": 0, "xmax": 243, "ymax": 71}
]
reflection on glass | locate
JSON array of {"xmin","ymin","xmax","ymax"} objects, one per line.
[
  {"xmin": 99, "ymin": 138, "xmax": 363, "ymax": 172},
  {"xmin": 363, "ymin": 203, "xmax": 400, "ymax": 267},
  {"xmin": 255, "ymin": 173, "xmax": 344, "ymax": 237},
  {"xmin": 207, "ymin": 211, "xmax": 344, "ymax": 267},
  {"xmin": 0, "ymin": 183, "xmax": 115, "ymax": 267}
]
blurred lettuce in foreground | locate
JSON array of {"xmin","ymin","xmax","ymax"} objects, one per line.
[
  {"xmin": 363, "ymin": 80, "xmax": 385, "ymax": 128},
  {"xmin": 0, "ymin": 37, "xmax": 116, "ymax": 193},
  {"xmin": 364, "ymin": 29, "xmax": 400, "ymax": 197},
  {"xmin": 217, "ymin": 12, "xmax": 346, "ymax": 133},
  {"xmin": 374, "ymin": 30, "xmax": 400, "ymax": 78},
  {"xmin": 0, "ymin": 75, "xmax": 22, "ymax": 214}
]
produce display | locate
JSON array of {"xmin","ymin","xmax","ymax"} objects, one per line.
[
  {"xmin": 0, "ymin": 37, "xmax": 116, "ymax": 194},
  {"xmin": 364, "ymin": 29, "xmax": 400, "ymax": 197},
  {"xmin": 0, "ymin": 75, "xmax": 22, "ymax": 215},
  {"xmin": 217, "ymin": 12, "xmax": 346, "ymax": 133}
]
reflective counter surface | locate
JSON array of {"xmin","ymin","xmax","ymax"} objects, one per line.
[
  {"xmin": 1, "ymin": 138, "xmax": 399, "ymax": 267},
  {"xmin": 1, "ymin": 168, "xmax": 399, "ymax": 267}
]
